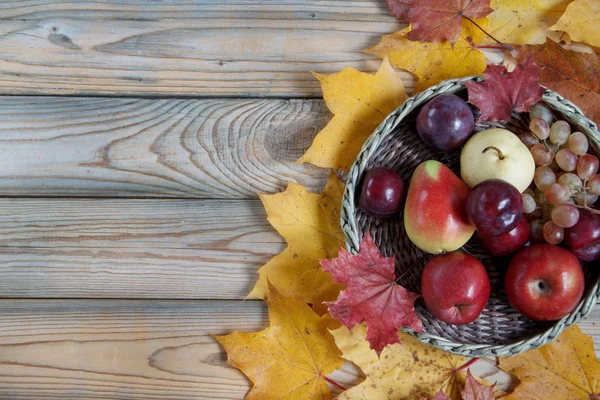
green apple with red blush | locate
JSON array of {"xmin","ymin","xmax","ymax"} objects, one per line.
[{"xmin": 404, "ymin": 160, "xmax": 475, "ymax": 254}]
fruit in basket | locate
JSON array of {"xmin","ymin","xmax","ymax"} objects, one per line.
[
  {"xmin": 478, "ymin": 215, "xmax": 530, "ymax": 256},
  {"xmin": 466, "ymin": 179, "xmax": 523, "ymax": 236},
  {"xmin": 404, "ymin": 160, "xmax": 475, "ymax": 254},
  {"xmin": 505, "ymin": 244, "xmax": 584, "ymax": 321},
  {"xmin": 460, "ymin": 128, "xmax": 535, "ymax": 193},
  {"xmin": 565, "ymin": 209, "xmax": 600, "ymax": 261},
  {"xmin": 415, "ymin": 93, "xmax": 475, "ymax": 151},
  {"xmin": 421, "ymin": 252, "xmax": 490, "ymax": 325},
  {"xmin": 359, "ymin": 167, "xmax": 405, "ymax": 218}
]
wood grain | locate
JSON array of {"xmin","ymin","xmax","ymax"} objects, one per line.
[
  {"xmin": 0, "ymin": 299, "xmax": 364, "ymax": 399},
  {"xmin": 0, "ymin": 0, "xmax": 408, "ymax": 97},
  {"xmin": 0, "ymin": 198, "xmax": 282, "ymax": 299},
  {"xmin": 0, "ymin": 96, "xmax": 330, "ymax": 198},
  {"xmin": 0, "ymin": 299, "xmax": 597, "ymax": 399}
]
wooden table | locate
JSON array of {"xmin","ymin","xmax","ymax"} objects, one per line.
[{"xmin": 0, "ymin": 1, "xmax": 597, "ymax": 399}]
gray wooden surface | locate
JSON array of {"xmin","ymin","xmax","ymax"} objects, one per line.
[{"xmin": 0, "ymin": 1, "xmax": 597, "ymax": 399}]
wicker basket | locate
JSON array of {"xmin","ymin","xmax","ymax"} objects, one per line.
[{"xmin": 341, "ymin": 76, "xmax": 600, "ymax": 357}]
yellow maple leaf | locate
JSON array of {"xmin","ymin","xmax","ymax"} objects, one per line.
[
  {"xmin": 248, "ymin": 172, "xmax": 346, "ymax": 309},
  {"xmin": 215, "ymin": 284, "xmax": 345, "ymax": 400},
  {"xmin": 332, "ymin": 323, "xmax": 488, "ymax": 400},
  {"xmin": 550, "ymin": 0, "xmax": 600, "ymax": 47},
  {"xmin": 485, "ymin": 0, "xmax": 573, "ymax": 45},
  {"xmin": 366, "ymin": 22, "xmax": 487, "ymax": 93},
  {"xmin": 498, "ymin": 325, "xmax": 600, "ymax": 399},
  {"xmin": 297, "ymin": 58, "xmax": 407, "ymax": 171}
]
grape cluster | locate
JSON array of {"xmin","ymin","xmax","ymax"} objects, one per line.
[{"xmin": 521, "ymin": 103, "xmax": 600, "ymax": 245}]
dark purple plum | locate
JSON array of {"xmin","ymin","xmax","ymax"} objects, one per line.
[
  {"xmin": 466, "ymin": 179, "xmax": 523, "ymax": 236},
  {"xmin": 416, "ymin": 93, "xmax": 475, "ymax": 151},
  {"xmin": 359, "ymin": 167, "xmax": 405, "ymax": 218},
  {"xmin": 565, "ymin": 209, "xmax": 600, "ymax": 261}
]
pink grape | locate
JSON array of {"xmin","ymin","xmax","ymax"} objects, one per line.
[
  {"xmin": 577, "ymin": 154, "xmax": 600, "ymax": 180},
  {"xmin": 544, "ymin": 183, "xmax": 570, "ymax": 204},
  {"xmin": 529, "ymin": 219, "xmax": 545, "ymax": 243},
  {"xmin": 518, "ymin": 132, "xmax": 539, "ymax": 148},
  {"xmin": 543, "ymin": 221, "xmax": 564, "ymax": 244},
  {"xmin": 569, "ymin": 132, "xmax": 589, "ymax": 155},
  {"xmin": 530, "ymin": 143, "xmax": 555, "ymax": 166},
  {"xmin": 551, "ymin": 204, "xmax": 580, "ymax": 228},
  {"xmin": 558, "ymin": 173, "xmax": 583, "ymax": 195},
  {"xmin": 549, "ymin": 121, "xmax": 571, "ymax": 145},
  {"xmin": 555, "ymin": 149, "xmax": 578, "ymax": 172},
  {"xmin": 588, "ymin": 174, "xmax": 600, "ymax": 196},
  {"xmin": 529, "ymin": 103, "xmax": 554, "ymax": 125},
  {"xmin": 522, "ymin": 193, "xmax": 537, "ymax": 213},
  {"xmin": 529, "ymin": 118, "xmax": 550, "ymax": 140},
  {"xmin": 575, "ymin": 191, "xmax": 599, "ymax": 206},
  {"xmin": 534, "ymin": 166, "xmax": 556, "ymax": 191}
]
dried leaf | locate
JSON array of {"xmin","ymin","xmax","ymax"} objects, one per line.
[
  {"xmin": 512, "ymin": 38, "xmax": 600, "ymax": 125},
  {"xmin": 385, "ymin": 0, "xmax": 492, "ymax": 43},
  {"xmin": 215, "ymin": 284, "xmax": 344, "ymax": 400},
  {"xmin": 367, "ymin": 23, "xmax": 487, "ymax": 93},
  {"xmin": 298, "ymin": 58, "xmax": 407, "ymax": 171},
  {"xmin": 332, "ymin": 323, "xmax": 478, "ymax": 400},
  {"xmin": 248, "ymin": 173, "xmax": 346, "ymax": 310},
  {"xmin": 322, "ymin": 233, "xmax": 422, "ymax": 355},
  {"xmin": 385, "ymin": 0, "xmax": 409, "ymax": 19},
  {"xmin": 485, "ymin": 0, "xmax": 573, "ymax": 45},
  {"xmin": 422, "ymin": 391, "xmax": 452, "ymax": 400},
  {"xmin": 464, "ymin": 56, "xmax": 545, "ymax": 122},
  {"xmin": 462, "ymin": 370, "xmax": 495, "ymax": 400},
  {"xmin": 550, "ymin": 0, "xmax": 600, "ymax": 48},
  {"xmin": 498, "ymin": 325, "xmax": 600, "ymax": 399}
]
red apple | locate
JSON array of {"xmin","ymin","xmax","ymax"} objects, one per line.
[
  {"xmin": 421, "ymin": 252, "xmax": 490, "ymax": 325},
  {"xmin": 565, "ymin": 209, "xmax": 600, "ymax": 261},
  {"xmin": 505, "ymin": 244, "xmax": 584, "ymax": 321},
  {"xmin": 478, "ymin": 215, "xmax": 530, "ymax": 256}
]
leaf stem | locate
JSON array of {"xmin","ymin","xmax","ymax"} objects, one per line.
[
  {"xmin": 475, "ymin": 45, "xmax": 510, "ymax": 50},
  {"xmin": 457, "ymin": 358, "xmax": 480, "ymax": 372},
  {"xmin": 323, "ymin": 375, "xmax": 347, "ymax": 392},
  {"xmin": 462, "ymin": 15, "xmax": 513, "ymax": 52}
]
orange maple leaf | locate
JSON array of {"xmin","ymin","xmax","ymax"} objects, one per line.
[
  {"xmin": 214, "ymin": 284, "xmax": 345, "ymax": 400},
  {"xmin": 512, "ymin": 38, "xmax": 600, "ymax": 125},
  {"xmin": 498, "ymin": 325, "xmax": 600, "ymax": 399}
]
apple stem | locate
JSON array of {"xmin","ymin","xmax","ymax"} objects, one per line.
[
  {"xmin": 322, "ymin": 375, "xmax": 347, "ymax": 392},
  {"xmin": 457, "ymin": 358, "xmax": 480, "ymax": 372},
  {"xmin": 482, "ymin": 146, "xmax": 505, "ymax": 160}
]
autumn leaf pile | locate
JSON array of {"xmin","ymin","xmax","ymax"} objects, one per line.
[{"xmin": 214, "ymin": 0, "xmax": 600, "ymax": 399}]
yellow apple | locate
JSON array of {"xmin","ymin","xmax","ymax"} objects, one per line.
[{"xmin": 460, "ymin": 128, "xmax": 535, "ymax": 193}]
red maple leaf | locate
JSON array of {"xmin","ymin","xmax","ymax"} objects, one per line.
[
  {"xmin": 421, "ymin": 390, "xmax": 452, "ymax": 400},
  {"xmin": 461, "ymin": 370, "xmax": 495, "ymax": 400},
  {"xmin": 386, "ymin": 0, "xmax": 493, "ymax": 43},
  {"xmin": 385, "ymin": 0, "xmax": 410, "ymax": 19},
  {"xmin": 464, "ymin": 57, "xmax": 545, "ymax": 122},
  {"xmin": 321, "ymin": 233, "xmax": 423, "ymax": 355}
]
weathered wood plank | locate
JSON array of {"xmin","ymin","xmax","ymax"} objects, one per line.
[
  {"xmin": 0, "ymin": 96, "xmax": 330, "ymax": 197},
  {"xmin": 0, "ymin": 198, "xmax": 281, "ymax": 299},
  {"xmin": 0, "ymin": 299, "xmax": 364, "ymax": 399},
  {"xmin": 0, "ymin": 299, "xmax": 597, "ymax": 399},
  {"xmin": 0, "ymin": 0, "xmax": 408, "ymax": 97}
]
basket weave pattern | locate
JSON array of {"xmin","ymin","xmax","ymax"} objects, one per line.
[{"xmin": 341, "ymin": 77, "xmax": 600, "ymax": 357}]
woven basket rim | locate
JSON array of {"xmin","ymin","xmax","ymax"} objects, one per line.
[{"xmin": 341, "ymin": 76, "xmax": 600, "ymax": 357}]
